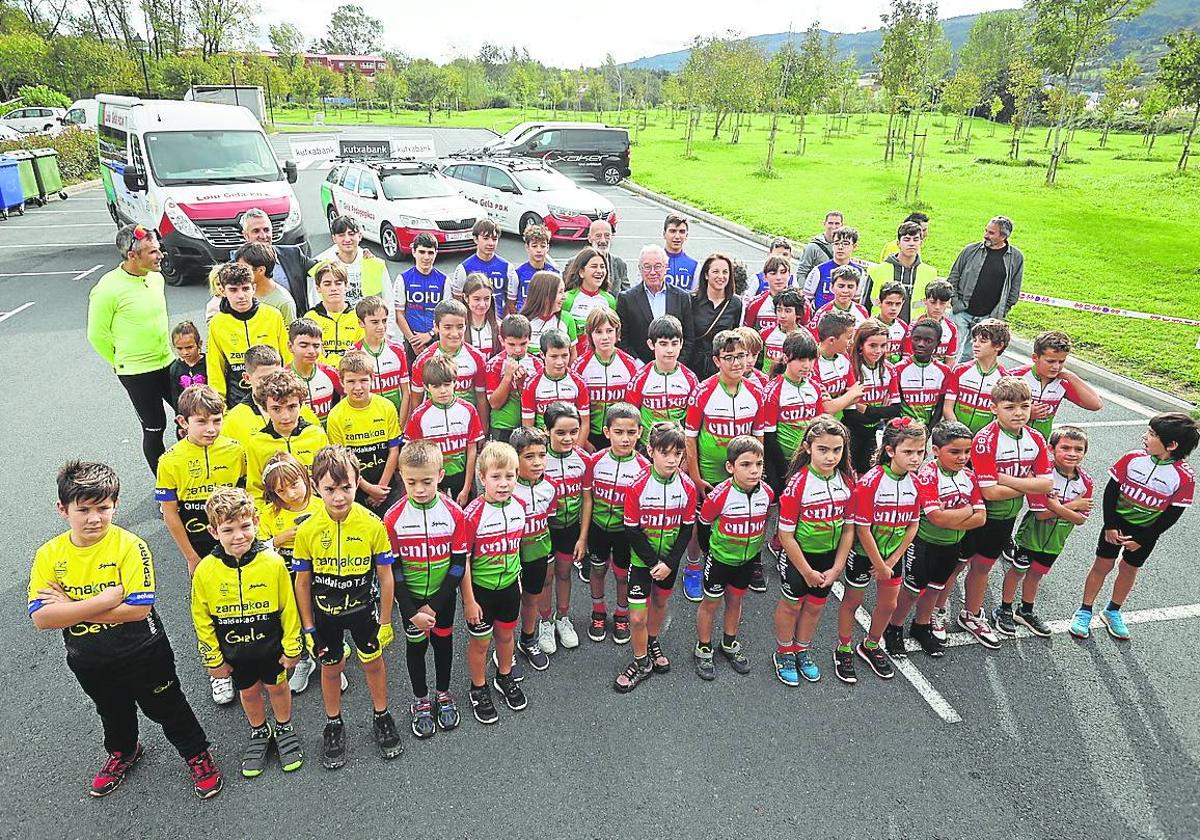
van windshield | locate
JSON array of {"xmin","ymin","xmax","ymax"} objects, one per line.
[{"xmin": 145, "ymin": 130, "xmax": 280, "ymax": 185}]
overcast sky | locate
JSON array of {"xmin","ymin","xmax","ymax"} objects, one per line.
[{"xmin": 255, "ymin": 0, "xmax": 1023, "ymax": 67}]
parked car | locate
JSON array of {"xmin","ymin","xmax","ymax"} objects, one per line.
[
  {"xmin": 62, "ymin": 99, "xmax": 99, "ymax": 132},
  {"xmin": 0, "ymin": 106, "xmax": 67, "ymax": 135},
  {"xmin": 489, "ymin": 125, "xmax": 631, "ymax": 185},
  {"xmin": 0, "ymin": 125, "xmax": 21, "ymax": 141}
]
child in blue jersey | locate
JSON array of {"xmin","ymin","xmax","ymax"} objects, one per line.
[
  {"xmin": 396, "ymin": 232, "xmax": 447, "ymax": 361},
  {"xmin": 508, "ymin": 224, "xmax": 558, "ymax": 314},
  {"xmin": 451, "ymin": 218, "xmax": 517, "ymax": 314}
]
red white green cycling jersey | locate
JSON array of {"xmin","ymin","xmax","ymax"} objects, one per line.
[
  {"xmin": 521, "ymin": 370, "xmax": 590, "ymax": 428},
  {"xmin": 527, "ymin": 313, "xmax": 578, "ymax": 354},
  {"xmin": 572, "ymin": 349, "xmax": 641, "ymax": 436},
  {"xmin": 878, "ymin": 317, "xmax": 909, "ymax": 364},
  {"xmin": 972, "ymin": 422, "xmax": 1053, "ymax": 519},
  {"xmin": 685, "ymin": 375, "xmax": 766, "ymax": 485},
  {"xmin": 699, "ymin": 479, "xmax": 774, "ymax": 567},
  {"xmin": 761, "ymin": 375, "xmax": 826, "ymax": 459},
  {"xmin": 562, "ymin": 287, "xmax": 616, "ymax": 333},
  {"xmin": 777, "ymin": 465, "xmax": 852, "ymax": 555},
  {"xmin": 624, "ymin": 362, "xmax": 699, "ymax": 445},
  {"xmin": 850, "ymin": 465, "xmax": 920, "ymax": 559},
  {"xmin": 353, "ymin": 339, "xmax": 410, "ymax": 412},
  {"xmin": 913, "ymin": 461, "xmax": 985, "ymax": 545},
  {"xmin": 513, "ymin": 477, "xmax": 557, "ymax": 561},
  {"xmin": 382, "ymin": 494, "xmax": 469, "ymax": 599},
  {"xmin": 904, "ymin": 316, "xmax": 959, "ymax": 362},
  {"xmin": 484, "ymin": 352, "xmax": 543, "ymax": 430},
  {"xmin": 810, "ymin": 353, "xmax": 856, "ymax": 402},
  {"xmin": 411, "ymin": 343, "xmax": 487, "ymax": 404},
  {"xmin": 945, "ymin": 361, "xmax": 1007, "ymax": 435},
  {"xmin": 857, "ymin": 361, "xmax": 900, "ymax": 408},
  {"xmin": 760, "ymin": 325, "xmax": 802, "ymax": 373},
  {"xmin": 404, "ymin": 398, "xmax": 484, "ymax": 477},
  {"xmin": 808, "ymin": 301, "xmax": 869, "ymax": 334},
  {"xmin": 623, "ymin": 468, "xmax": 698, "ymax": 568},
  {"xmin": 894, "ymin": 357, "xmax": 951, "ymax": 423},
  {"xmin": 743, "ymin": 290, "xmax": 780, "ymax": 332},
  {"xmin": 463, "ymin": 496, "xmax": 526, "ymax": 590},
  {"xmin": 1109, "ymin": 451, "xmax": 1195, "ymax": 526},
  {"xmin": 588, "ymin": 448, "xmax": 650, "ymax": 531},
  {"xmin": 295, "ymin": 363, "xmax": 341, "ymax": 423},
  {"xmin": 1009, "ymin": 363, "xmax": 1085, "ymax": 439},
  {"xmin": 1016, "ymin": 467, "xmax": 1094, "ymax": 556},
  {"xmin": 545, "ymin": 445, "xmax": 589, "ymax": 527}
]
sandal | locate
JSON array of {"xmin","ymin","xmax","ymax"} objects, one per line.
[
  {"xmin": 647, "ymin": 638, "xmax": 671, "ymax": 673},
  {"xmin": 613, "ymin": 660, "xmax": 652, "ymax": 693}
]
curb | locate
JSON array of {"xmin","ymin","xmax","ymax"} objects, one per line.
[
  {"xmin": 64, "ymin": 178, "xmax": 101, "ymax": 195},
  {"xmin": 619, "ymin": 179, "xmax": 1196, "ymax": 413}
]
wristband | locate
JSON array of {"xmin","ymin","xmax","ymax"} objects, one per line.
[{"xmin": 302, "ymin": 627, "xmax": 317, "ymax": 635}]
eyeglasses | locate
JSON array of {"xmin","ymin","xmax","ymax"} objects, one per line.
[
  {"xmin": 640, "ymin": 263, "xmax": 666, "ymax": 272},
  {"xmin": 719, "ymin": 353, "xmax": 749, "ymax": 363}
]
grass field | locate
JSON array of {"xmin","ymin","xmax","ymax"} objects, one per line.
[{"xmin": 277, "ymin": 105, "xmax": 1200, "ymax": 401}]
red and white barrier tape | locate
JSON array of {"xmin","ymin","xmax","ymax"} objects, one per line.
[{"xmin": 1016, "ymin": 292, "xmax": 1200, "ymax": 328}]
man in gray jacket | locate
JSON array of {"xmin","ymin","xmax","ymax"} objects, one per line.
[
  {"xmin": 794, "ymin": 210, "xmax": 843, "ymax": 282},
  {"xmin": 947, "ymin": 215, "xmax": 1025, "ymax": 361},
  {"xmin": 588, "ymin": 219, "xmax": 628, "ymax": 295}
]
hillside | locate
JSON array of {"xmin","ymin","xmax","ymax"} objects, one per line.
[{"xmin": 625, "ymin": 0, "xmax": 1197, "ymax": 72}]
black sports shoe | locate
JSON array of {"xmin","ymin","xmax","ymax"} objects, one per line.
[
  {"xmin": 694, "ymin": 645, "xmax": 716, "ymax": 681},
  {"xmin": 833, "ymin": 648, "xmax": 858, "ymax": 684},
  {"xmin": 719, "ymin": 640, "xmax": 751, "ymax": 675},
  {"xmin": 613, "ymin": 659, "xmax": 652, "ymax": 693},
  {"xmin": 909, "ymin": 622, "xmax": 945, "ymax": 658},
  {"xmin": 575, "ymin": 557, "xmax": 589, "ymax": 584},
  {"xmin": 992, "ymin": 605, "xmax": 1018, "ymax": 638},
  {"xmin": 855, "ymin": 641, "xmax": 895, "ymax": 680},
  {"xmin": 518, "ymin": 635, "xmax": 549, "ymax": 671},
  {"xmin": 748, "ymin": 558, "xmax": 767, "ymax": 593},
  {"xmin": 883, "ymin": 625, "xmax": 907, "ymax": 660},
  {"xmin": 588, "ymin": 611, "xmax": 608, "ymax": 643},
  {"xmin": 373, "ymin": 711, "xmax": 404, "ymax": 760},
  {"xmin": 322, "ymin": 719, "xmax": 346, "ymax": 770},
  {"xmin": 611, "ymin": 613, "xmax": 631, "ymax": 645},
  {"xmin": 493, "ymin": 672, "xmax": 528, "ymax": 711},
  {"xmin": 469, "ymin": 684, "xmax": 499, "ymax": 725},
  {"xmin": 1015, "ymin": 607, "xmax": 1052, "ymax": 638},
  {"xmin": 492, "ymin": 649, "xmax": 525, "ymax": 682},
  {"xmin": 410, "ymin": 697, "xmax": 436, "ymax": 739},
  {"xmin": 435, "ymin": 690, "xmax": 461, "ymax": 731}
]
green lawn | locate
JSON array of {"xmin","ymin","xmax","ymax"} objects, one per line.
[{"xmin": 278, "ymin": 106, "xmax": 1200, "ymax": 401}]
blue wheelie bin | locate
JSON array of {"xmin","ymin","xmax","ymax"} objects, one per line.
[{"xmin": 0, "ymin": 154, "xmax": 23, "ymax": 219}]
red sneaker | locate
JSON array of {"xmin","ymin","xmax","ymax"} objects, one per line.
[
  {"xmin": 90, "ymin": 743, "xmax": 144, "ymax": 797},
  {"xmin": 186, "ymin": 749, "xmax": 223, "ymax": 800}
]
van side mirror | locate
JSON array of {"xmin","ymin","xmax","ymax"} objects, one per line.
[
  {"xmin": 123, "ymin": 166, "xmax": 147, "ymax": 193},
  {"xmin": 284, "ymin": 160, "xmax": 298, "ymax": 184}
]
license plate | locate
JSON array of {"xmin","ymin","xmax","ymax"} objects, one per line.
[{"xmin": 445, "ymin": 230, "xmax": 472, "ymax": 241}]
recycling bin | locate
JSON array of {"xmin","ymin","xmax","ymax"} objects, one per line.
[
  {"xmin": 30, "ymin": 148, "xmax": 67, "ymax": 202},
  {"xmin": 7, "ymin": 150, "xmax": 40, "ymax": 205},
  {"xmin": 0, "ymin": 154, "xmax": 23, "ymax": 219}
]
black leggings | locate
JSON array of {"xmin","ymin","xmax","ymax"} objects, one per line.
[
  {"xmin": 117, "ymin": 366, "xmax": 173, "ymax": 474},
  {"xmin": 406, "ymin": 633, "xmax": 454, "ymax": 697},
  {"xmin": 847, "ymin": 422, "xmax": 879, "ymax": 476}
]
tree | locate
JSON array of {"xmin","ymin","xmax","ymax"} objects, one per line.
[
  {"xmin": 1006, "ymin": 53, "xmax": 1040, "ymax": 159},
  {"xmin": 942, "ymin": 70, "xmax": 983, "ymax": 141},
  {"xmin": 290, "ymin": 64, "xmax": 317, "ymax": 115},
  {"xmin": 679, "ymin": 34, "xmax": 765, "ymax": 141},
  {"xmin": 959, "ymin": 10, "xmax": 1025, "ymax": 101},
  {"xmin": 373, "ymin": 68, "xmax": 406, "ymax": 113},
  {"xmin": 1097, "ymin": 56, "xmax": 1139, "ymax": 147},
  {"xmin": 1157, "ymin": 29, "xmax": 1200, "ymax": 172},
  {"xmin": 602, "ymin": 53, "xmax": 626, "ymax": 115},
  {"xmin": 313, "ymin": 64, "xmax": 338, "ymax": 109},
  {"xmin": 989, "ymin": 94, "xmax": 1004, "ymax": 134},
  {"xmin": 406, "ymin": 59, "xmax": 447, "ymax": 124},
  {"xmin": 0, "ymin": 30, "xmax": 48, "ymax": 99},
  {"xmin": 191, "ymin": 0, "xmax": 258, "ymax": 59},
  {"xmin": 1138, "ymin": 82, "xmax": 1169, "ymax": 152},
  {"xmin": 269, "ymin": 22, "xmax": 304, "ymax": 71},
  {"xmin": 315, "ymin": 3, "xmax": 382, "ymax": 55},
  {"xmin": 876, "ymin": 0, "xmax": 947, "ymax": 161}
]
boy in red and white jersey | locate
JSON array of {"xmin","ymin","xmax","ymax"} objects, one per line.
[
  {"xmin": 876, "ymin": 281, "xmax": 910, "ymax": 364},
  {"xmin": 410, "ymin": 299, "xmax": 488, "ymax": 425},
  {"xmin": 353, "ymin": 295, "xmax": 410, "ymax": 429},
  {"xmin": 894, "ymin": 318, "xmax": 951, "ymax": 425},
  {"xmin": 759, "ymin": 289, "xmax": 807, "ymax": 375},
  {"xmin": 289, "ymin": 318, "xmax": 341, "ymax": 425},
  {"xmin": 809, "ymin": 310, "xmax": 862, "ymax": 410},
  {"xmin": 743, "ymin": 256, "xmax": 800, "ymax": 332},
  {"xmin": 522, "ymin": 329, "xmax": 590, "ymax": 431},
  {"xmin": 1008, "ymin": 330, "xmax": 1103, "ymax": 439},
  {"xmin": 916, "ymin": 280, "xmax": 958, "ymax": 364},
  {"xmin": 405, "ymin": 355, "xmax": 483, "ymax": 507},
  {"xmin": 942, "ymin": 318, "xmax": 1009, "ymax": 435}
]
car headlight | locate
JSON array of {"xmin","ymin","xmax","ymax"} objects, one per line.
[
  {"xmin": 394, "ymin": 215, "xmax": 436, "ymax": 230},
  {"xmin": 283, "ymin": 201, "xmax": 303, "ymax": 232},
  {"xmin": 547, "ymin": 205, "xmax": 576, "ymax": 219},
  {"xmin": 163, "ymin": 199, "xmax": 203, "ymax": 239}
]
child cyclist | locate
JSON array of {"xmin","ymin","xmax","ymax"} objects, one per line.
[
  {"xmin": 168, "ymin": 320, "xmax": 206, "ymax": 418},
  {"xmin": 810, "ymin": 311, "xmax": 863, "ymax": 411},
  {"xmin": 614, "ymin": 422, "xmax": 698, "ymax": 693},
  {"xmin": 208, "ymin": 262, "xmax": 290, "ymax": 409},
  {"xmin": 405, "ymin": 354, "xmax": 484, "ymax": 507},
  {"xmin": 353, "ymin": 295, "xmax": 411, "ymax": 428},
  {"xmin": 807, "ymin": 265, "xmax": 869, "ymax": 334},
  {"xmin": 875, "ymin": 281, "xmax": 910, "ymax": 364},
  {"xmin": 574, "ymin": 308, "xmax": 641, "ymax": 452},
  {"xmin": 842, "ymin": 319, "xmax": 901, "ymax": 474},
  {"xmin": 762, "ymin": 332, "xmax": 828, "ymax": 497},
  {"xmin": 744, "ymin": 256, "xmax": 799, "ymax": 333},
  {"xmin": 835, "ymin": 418, "xmax": 924, "ymax": 682},
  {"xmin": 943, "ymin": 318, "xmax": 1010, "ymax": 436},
  {"xmin": 695, "ymin": 436, "xmax": 774, "ymax": 680},
  {"xmin": 586, "ymin": 403, "xmax": 649, "ymax": 645},
  {"xmin": 772, "ymin": 418, "xmax": 856, "ymax": 685},
  {"xmin": 288, "ymin": 318, "xmax": 341, "ymax": 425},
  {"xmin": 735, "ymin": 326, "xmax": 771, "ymax": 390},
  {"xmin": 293, "ymin": 446, "xmax": 402, "ymax": 769},
  {"xmin": 411, "ymin": 299, "xmax": 489, "ymax": 423},
  {"xmin": 327, "ymin": 350, "xmax": 403, "ymax": 511},
  {"xmin": 540, "ymin": 401, "xmax": 591, "ymax": 651},
  {"xmin": 244, "ymin": 370, "xmax": 331, "ymax": 502},
  {"xmin": 304, "ymin": 262, "xmax": 364, "ymax": 367},
  {"xmin": 521, "ymin": 270, "xmax": 579, "ymax": 355},
  {"xmin": 759, "ymin": 289, "xmax": 807, "ymax": 375},
  {"xmin": 522, "ymin": 329, "xmax": 590, "ymax": 432},
  {"xmin": 486, "ymin": 314, "xmax": 543, "ymax": 444},
  {"xmin": 383, "ymin": 441, "xmax": 469, "ymax": 738},
  {"xmin": 624, "ymin": 315, "xmax": 699, "ymax": 447},
  {"xmin": 463, "ymin": 273, "xmax": 500, "ymax": 358},
  {"xmin": 29, "ymin": 460, "xmax": 222, "ymax": 800},
  {"xmin": 191, "ymin": 487, "xmax": 304, "ymax": 778},
  {"xmin": 510, "ymin": 427, "xmax": 559, "ymax": 669},
  {"xmin": 1070, "ymin": 413, "xmax": 1197, "ymax": 641},
  {"xmin": 918, "ymin": 280, "xmax": 959, "ymax": 364},
  {"xmin": 895, "ymin": 318, "xmax": 951, "ymax": 425},
  {"xmin": 1010, "ymin": 330, "xmax": 1104, "ymax": 439}
]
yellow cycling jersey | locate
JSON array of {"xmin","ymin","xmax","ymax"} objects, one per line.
[
  {"xmin": 304, "ymin": 304, "xmax": 364, "ymax": 367},
  {"xmin": 190, "ymin": 543, "xmax": 301, "ymax": 668},
  {"xmin": 154, "ymin": 436, "xmax": 246, "ymax": 540},
  {"xmin": 257, "ymin": 495, "xmax": 325, "ymax": 571},
  {"xmin": 206, "ymin": 302, "xmax": 292, "ymax": 407},
  {"xmin": 223, "ymin": 400, "xmax": 320, "ymax": 450},
  {"xmin": 28, "ymin": 525, "xmax": 162, "ymax": 666},
  {"xmin": 293, "ymin": 502, "xmax": 393, "ymax": 618},
  {"xmin": 245, "ymin": 419, "xmax": 330, "ymax": 502},
  {"xmin": 326, "ymin": 395, "xmax": 401, "ymax": 486}
]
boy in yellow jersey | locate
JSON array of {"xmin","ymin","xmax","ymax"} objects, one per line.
[
  {"xmin": 191, "ymin": 487, "xmax": 304, "ymax": 778},
  {"xmin": 207, "ymin": 262, "xmax": 290, "ymax": 409},
  {"xmin": 293, "ymin": 446, "xmax": 402, "ymax": 768},
  {"xmin": 29, "ymin": 461, "xmax": 222, "ymax": 800},
  {"xmin": 245, "ymin": 370, "xmax": 330, "ymax": 502},
  {"xmin": 326, "ymin": 350, "xmax": 402, "ymax": 511},
  {"xmin": 222, "ymin": 345, "xmax": 320, "ymax": 447},
  {"xmin": 304, "ymin": 262, "xmax": 363, "ymax": 367}
]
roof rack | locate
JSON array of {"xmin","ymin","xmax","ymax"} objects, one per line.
[
  {"xmin": 332, "ymin": 155, "xmax": 437, "ymax": 170},
  {"xmin": 440, "ymin": 152, "xmax": 550, "ymax": 170}
]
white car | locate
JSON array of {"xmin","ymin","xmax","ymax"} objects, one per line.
[
  {"xmin": 0, "ymin": 106, "xmax": 66, "ymax": 135},
  {"xmin": 437, "ymin": 156, "xmax": 617, "ymax": 241},
  {"xmin": 321, "ymin": 158, "xmax": 481, "ymax": 260},
  {"xmin": 0, "ymin": 125, "xmax": 21, "ymax": 141}
]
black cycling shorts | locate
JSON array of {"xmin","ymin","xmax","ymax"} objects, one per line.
[
  {"xmin": 904, "ymin": 537, "xmax": 963, "ymax": 593},
  {"xmin": 702, "ymin": 554, "xmax": 752, "ymax": 599},
  {"xmin": 402, "ymin": 597, "xmax": 457, "ymax": 641},
  {"xmin": 229, "ymin": 655, "xmax": 286, "ymax": 692},
  {"xmin": 520, "ymin": 555, "xmax": 551, "ymax": 595},
  {"xmin": 312, "ymin": 609, "xmax": 382, "ymax": 665},
  {"xmin": 778, "ymin": 549, "xmax": 836, "ymax": 602},
  {"xmin": 1094, "ymin": 530, "xmax": 1157, "ymax": 569},
  {"xmin": 468, "ymin": 581, "xmax": 520, "ymax": 637},
  {"xmin": 490, "ymin": 426, "xmax": 516, "ymax": 445},
  {"xmin": 440, "ymin": 470, "xmax": 468, "ymax": 504},
  {"xmin": 960, "ymin": 515, "xmax": 1017, "ymax": 561},
  {"xmin": 550, "ymin": 522, "xmax": 581, "ymax": 557},
  {"xmin": 1008, "ymin": 545, "xmax": 1060, "ymax": 574},
  {"xmin": 844, "ymin": 546, "xmax": 909, "ymax": 590},
  {"xmin": 589, "ymin": 527, "xmax": 631, "ymax": 571},
  {"xmin": 627, "ymin": 562, "xmax": 678, "ymax": 604}
]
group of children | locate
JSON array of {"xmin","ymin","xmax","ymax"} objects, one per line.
[{"xmin": 32, "ymin": 222, "xmax": 1198, "ymax": 801}]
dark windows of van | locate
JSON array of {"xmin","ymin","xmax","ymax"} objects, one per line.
[
  {"xmin": 527, "ymin": 130, "xmax": 561, "ymax": 151},
  {"xmin": 98, "ymin": 123, "xmax": 128, "ymax": 166}
]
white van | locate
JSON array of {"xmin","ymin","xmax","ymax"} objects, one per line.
[
  {"xmin": 97, "ymin": 95, "xmax": 306, "ymax": 285},
  {"xmin": 63, "ymin": 99, "xmax": 99, "ymax": 131}
]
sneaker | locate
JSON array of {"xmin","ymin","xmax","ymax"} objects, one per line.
[
  {"xmin": 694, "ymin": 645, "xmax": 716, "ymax": 681},
  {"xmin": 796, "ymin": 649, "xmax": 821, "ymax": 682},
  {"xmin": 992, "ymin": 605, "xmax": 1017, "ymax": 638},
  {"xmin": 492, "ymin": 649, "xmax": 524, "ymax": 682},
  {"xmin": 339, "ymin": 671, "xmax": 349, "ymax": 694},
  {"xmin": 588, "ymin": 611, "xmax": 608, "ymax": 643},
  {"xmin": 470, "ymin": 684, "xmax": 499, "ymax": 724},
  {"xmin": 274, "ymin": 722, "xmax": 303, "ymax": 772},
  {"xmin": 719, "ymin": 640, "xmax": 751, "ymax": 675},
  {"xmin": 647, "ymin": 637, "xmax": 671, "ymax": 673},
  {"xmin": 89, "ymin": 743, "xmax": 144, "ymax": 797},
  {"xmin": 575, "ymin": 556, "xmax": 588, "ymax": 584},
  {"xmin": 373, "ymin": 711, "xmax": 404, "ymax": 760},
  {"xmin": 833, "ymin": 648, "xmax": 857, "ymax": 684},
  {"xmin": 186, "ymin": 749, "xmax": 223, "ymax": 799},
  {"xmin": 883, "ymin": 625, "xmax": 907, "ymax": 659},
  {"xmin": 682, "ymin": 566, "xmax": 703, "ymax": 603},
  {"xmin": 612, "ymin": 613, "xmax": 631, "ymax": 645},
  {"xmin": 909, "ymin": 623, "xmax": 945, "ymax": 658},
  {"xmin": 773, "ymin": 651, "xmax": 799, "ymax": 687},
  {"xmin": 1015, "ymin": 608, "xmax": 1052, "ymax": 638},
  {"xmin": 210, "ymin": 676, "xmax": 235, "ymax": 705},
  {"xmin": 288, "ymin": 656, "xmax": 316, "ymax": 694},
  {"xmin": 957, "ymin": 609, "xmax": 1002, "ymax": 650},
  {"xmin": 1068, "ymin": 608, "xmax": 1093, "ymax": 640},
  {"xmin": 322, "ymin": 719, "xmax": 346, "ymax": 769},
  {"xmin": 748, "ymin": 558, "xmax": 767, "ymax": 593},
  {"xmin": 240, "ymin": 724, "xmax": 272, "ymax": 778},
  {"xmin": 1100, "ymin": 608, "xmax": 1131, "ymax": 641},
  {"xmin": 538, "ymin": 618, "xmax": 557, "ymax": 655},
  {"xmin": 410, "ymin": 697, "xmax": 436, "ymax": 739},
  {"xmin": 435, "ymin": 691, "xmax": 461, "ymax": 731},
  {"xmin": 613, "ymin": 659, "xmax": 652, "ymax": 693},
  {"xmin": 855, "ymin": 641, "xmax": 895, "ymax": 680},
  {"xmin": 493, "ymin": 672, "xmax": 528, "ymax": 711},
  {"xmin": 555, "ymin": 615, "xmax": 580, "ymax": 649},
  {"xmin": 931, "ymin": 607, "xmax": 949, "ymax": 643},
  {"xmin": 518, "ymin": 635, "xmax": 549, "ymax": 671}
]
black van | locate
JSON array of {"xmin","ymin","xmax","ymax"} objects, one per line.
[{"xmin": 495, "ymin": 126, "xmax": 631, "ymax": 186}]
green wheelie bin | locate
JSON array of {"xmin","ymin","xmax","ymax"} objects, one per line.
[
  {"xmin": 7, "ymin": 150, "xmax": 41, "ymax": 205},
  {"xmin": 30, "ymin": 148, "xmax": 67, "ymax": 203}
]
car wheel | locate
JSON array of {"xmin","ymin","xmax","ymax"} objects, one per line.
[
  {"xmin": 601, "ymin": 166, "xmax": 623, "ymax": 186},
  {"xmin": 326, "ymin": 204, "xmax": 339, "ymax": 231},
  {"xmin": 160, "ymin": 250, "xmax": 188, "ymax": 287},
  {"xmin": 520, "ymin": 212, "xmax": 543, "ymax": 235},
  {"xmin": 380, "ymin": 223, "xmax": 402, "ymax": 261}
]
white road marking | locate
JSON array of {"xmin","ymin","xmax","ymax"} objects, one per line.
[
  {"xmin": 0, "ymin": 301, "xmax": 35, "ymax": 324},
  {"xmin": 1068, "ymin": 419, "xmax": 1154, "ymax": 428},
  {"xmin": 0, "ymin": 222, "xmax": 112, "ymax": 228},
  {"xmin": 983, "ymin": 657, "xmax": 1020, "ymax": 739},
  {"xmin": 0, "ymin": 269, "xmax": 100, "ymax": 277},
  {"xmin": 0, "ymin": 242, "xmax": 111, "ymax": 248},
  {"xmin": 72, "ymin": 264, "xmax": 104, "ymax": 282}
]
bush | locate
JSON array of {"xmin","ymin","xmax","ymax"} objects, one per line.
[
  {"xmin": 15, "ymin": 84, "xmax": 71, "ymax": 108},
  {"xmin": 0, "ymin": 127, "xmax": 98, "ymax": 184}
]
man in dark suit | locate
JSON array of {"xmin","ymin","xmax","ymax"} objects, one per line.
[
  {"xmin": 239, "ymin": 208, "xmax": 314, "ymax": 315},
  {"xmin": 618, "ymin": 244, "xmax": 694, "ymax": 364}
]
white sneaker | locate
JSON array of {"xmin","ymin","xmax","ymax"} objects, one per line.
[
  {"xmin": 931, "ymin": 607, "xmax": 948, "ymax": 642},
  {"xmin": 538, "ymin": 618, "xmax": 557, "ymax": 655},
  {"xmin": 288, "ymin": 656, "xmax": 316, "ymax": 694},
  {"xmin": 555, "ymin": 615, "xmax": 579, "ymax": 649},
  {"xmin": 210, "ymin": 676, "xmax": 235, "ymax": 705}
]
